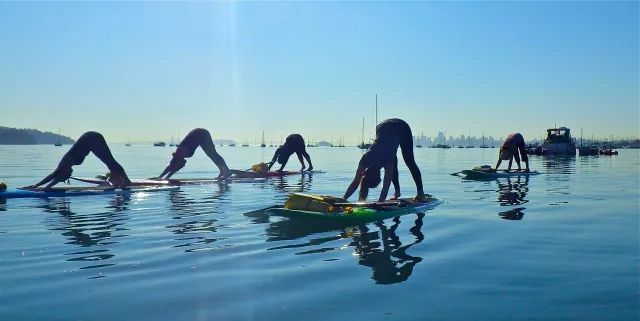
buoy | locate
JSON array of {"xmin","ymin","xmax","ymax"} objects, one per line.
[{"xmin": 0, "ymin": 181, "xmax": 7, "ymax": 191}]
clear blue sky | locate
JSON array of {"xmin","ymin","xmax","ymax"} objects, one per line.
[{"xmin": 0, "ymin": 1, "xmax": 638, "ymax": 143}]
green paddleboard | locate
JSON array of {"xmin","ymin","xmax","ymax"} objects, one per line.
[{"xmin": 267, "ymin": 197, "xmax": 441, "ymax": 223}]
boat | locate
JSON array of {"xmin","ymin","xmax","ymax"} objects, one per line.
[
  {"xmin": 260, "ymin": 131, "xmax": 266, "ymax": 148},
  {"xmin": 54, "ymin": 129, "xmax": 62, "ymax": 146},
  {"xmin": 540, "ymin": 127, "xmax": 576, "ymax": 155},
  {"xmin": 432, "ymin": 130, "xmax": 451, "ymax": 148},
  {"xmin": 358, "ymin": 97, "xmax": 378, "ymax": 150},
  {"xmin": 577, "ymin": 129, "xmax": 598, "ymax": 156},
  {"xmin": 479, "ymin": 132, "xmax": 489, "ymax": 148},
  {"xmin": 465, "ymin": 132, "xmax": 474, "ymax": 148},
  {"xmin": 599, "ymin": 148, "xmax": 618, "ymax": 155},
  {"xmin": 229, "ymin": 143, "xmax": 236, "ymax": 147},
  {"xmin": 153, "ymin": 142, "xmax": 166, "ymax": 147}
]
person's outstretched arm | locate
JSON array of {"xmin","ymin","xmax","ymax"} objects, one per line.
[
  {"xmin": 267, "ymin": 151, "xmax": 279, "ymax": 170},
  {"xmin": 495, "ymin": 158, "xmax": 503, "ymax": 171},
  {"xmin": 29, "ymin": 156, "xmax": 74, "ymax": 190},
  {"xmin": 344, "ymin": 162, "xmax": 365, "ymax": 200},
  {"xmin": 378, "ymin": 162, "xmax": 395, "ymax": 202}
]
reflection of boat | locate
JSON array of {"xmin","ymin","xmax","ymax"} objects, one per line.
[
  {"xmin": 540, "ymin": 127, "xmax": 576, "ymax": 155},
  {"xmin": 153, "ymin": 142, "xmax": 166, "ymax": 147}
]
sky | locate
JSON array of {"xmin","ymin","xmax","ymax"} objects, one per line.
[{"xmin": 0, "ymin": 1, "xmax": 638, "ymax": 144}]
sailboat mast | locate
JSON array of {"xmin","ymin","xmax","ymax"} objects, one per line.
[
  {"xmin": 375, "ymin": 94, "xmax": 378, "ymax": 127},
  {"xmin": 361, "ymin": 117, "xmax": 365, "ymax": 144}
]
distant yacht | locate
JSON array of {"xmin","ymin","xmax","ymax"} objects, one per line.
[
  {"xmin": 261, "ymin": 131, "xmax": 266, "ymax": 148},
  {"xmin": 540, "ymin": 127, "xmax": 577, "ymax": 155},
  {"xmin": 153, "ymin": 142, "xmax": 166, "ymax": 147}
]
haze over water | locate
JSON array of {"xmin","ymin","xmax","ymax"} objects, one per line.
[{"xmin": 0, "ymin": 146, "xmax": 638, "ymax": 320}]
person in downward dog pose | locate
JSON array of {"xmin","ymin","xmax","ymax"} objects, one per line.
[
  {"xmin": 495, "ymin": 133, "xmax": 529, "ymax": 172},
  {"xmin": 29, "ymin": 131, "xmax": 130, "ymax": 189},
  {"xmin": 344, "ymin": 118, "xmax": 426, "ymax": 202},
  {"xmin": 267, "ymin": 134, "xmax": 313, "ymax": 172},
  {"xmin": 155, "ymin": 128, "xmax": 232, "ymax": 180}
]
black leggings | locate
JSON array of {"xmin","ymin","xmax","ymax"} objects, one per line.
[
  {"xmin": 375, "ymin": 119, "xmax": 424, "ymax": 194},
  {"xmin": 65, "ymin": 131, "xmax": 125, "ymax": 174},
  {"xmin": 176, "ymin": 128, "xmax": 228, "ymax": 169}
]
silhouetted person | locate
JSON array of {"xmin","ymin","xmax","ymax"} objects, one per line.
[
  {"xmin": 267, "ymin": 134, "xmax": 313, "ymax": 172},
  {"xmin": 495, "ymin": 133, "xmax": 529, "ymax": 172},
  {"xmin": 155, "ymin": 128, "xmax": 231, "ymax": 180},
  {"xmin": 29, "ymin": 131, "xmax": 130, "ymax": 189},
  {"xmin": 344, "ymin": 118, "xmax": 426, "ymax": 202}
]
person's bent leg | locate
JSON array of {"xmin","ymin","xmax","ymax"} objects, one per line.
[
  {"xmin": 302, "ymin": 150, "xmax": 313, "ymax": 171},
  {"xmin": 87, "ymin": 132, "xmax": 130, "ymax": 184},
  {"xmin": 199, "ymin": 131, "xmax": 231, "ymax": 177},
  {"xmin": 399, "ymin": 129, "xmax": 424, "ymax": 196}
]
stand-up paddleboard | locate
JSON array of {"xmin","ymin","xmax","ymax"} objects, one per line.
[
  {"xmin": 0, "ymin": 185, "xmax": 179, "ymax": 199},
  {"xmin": 71, "ymin": 176, "xmax": 266, "ymax": 186},
  {"xmin": 457, "ymin": 166, "xmax": 540, "ymax": 180},
  {"xmin": 230, "ymin": 169, "xmax": 324, "ymax": 179},
  {"xmin": 268, "ymin": 193, "xmax": 441, "ymax": 223}
]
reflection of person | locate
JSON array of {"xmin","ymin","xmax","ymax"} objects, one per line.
[
  {"xmin": 497, "ymin": 176, "xmax": 529, "ymax": 206},
  {"xmin": 155, "ymin": 128, "xmax": 231, "ymax": 180},
  {"xmin": 344, "ymin": 118, "xmax": 426, "ymax": 202},
  {"xmin": 350, "ymin": 214, "xmax": 425, "ymax": 284},
  {"xmin": 29, "ymin": 132, "xmax": 130, "ymax": 189},
  {"xmin": 267, "ymin": 134, "xmax": 313, "ymax": 172},
  {"xmin": 495, "ymin": 133, "xmax": 529, "ymax": 172},
  {"xmin": 499, "ymin": 208, "xmax": 525, "ymax": 220}
]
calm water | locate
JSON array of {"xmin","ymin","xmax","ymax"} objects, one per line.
[{"xmin": 0, "ymin": 145, "xmax": 638, "ymax": 321}]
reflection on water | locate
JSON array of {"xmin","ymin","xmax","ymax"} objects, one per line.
[
  {"xmin": 498, "ymin": 207, "xmax": 526, "ymax": 220},
  {"xmin": 350, "ymin": 214, "xmax": 425, "ymax": 284},
  {"xmin": 540, "ymin": 156, "xmax": 576, "ymax": 175},
  {"xmin": 245, "ymin": 208, "xmax": 427, "ymax": 285},
  {"xmin": 167, "ymin": 185, "xmax": 230, "ymax": 253},
  {"xmin": 497, "ymin": 176, "xmax": 529, "ymax": 206},
  {"xmin": 496, "ymin": 176, "xmax": 529, "ymax": 220},
  {"xmin": 39, "ymin": 196, "xmax": 132, "ymax": 275},
  {"xmin": 1, "ymin": 147, "xmax": 638, "ymax": 321}
]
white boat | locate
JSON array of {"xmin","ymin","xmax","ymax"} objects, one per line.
[{"xmin": 541, "ymin": 127, "xmax": 576, "ymax": 155}]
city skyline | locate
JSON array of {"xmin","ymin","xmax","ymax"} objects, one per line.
[{"xmin": 0, "ymin": 2, "xmax": 638, "ymax": 143}]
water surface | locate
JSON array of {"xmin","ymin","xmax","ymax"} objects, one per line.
[{"xmin": 0, "ymin": 146, "xmax": 638, "ymax": 320}]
